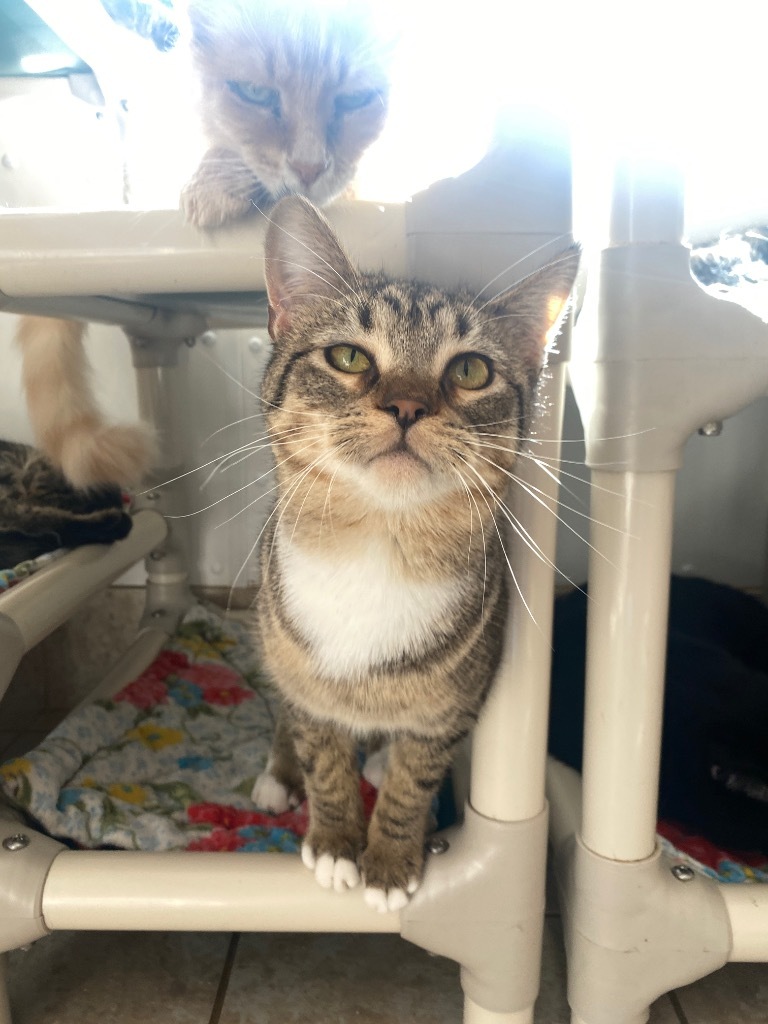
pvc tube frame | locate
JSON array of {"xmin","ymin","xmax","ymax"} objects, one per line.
[{"xmin": 551, "ymin": 152, "xmax": 768, "ymax": 1022}]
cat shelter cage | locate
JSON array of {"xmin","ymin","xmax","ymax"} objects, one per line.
[
  {"xmin": 3, "ymin": 120, "xmax": 767, "ymax": 1024},
  {"xmin": 0, "ymin": 123, "xmax": 574, "ymax": 1024}
]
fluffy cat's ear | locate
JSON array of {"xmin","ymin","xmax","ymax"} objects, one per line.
[
  {"xmin": 264, "ymin": 196, "xmax": 360, "ymax": 339},
  {"xmin": 493, "ymin": 244, "xmax": 581, "ymax": 355}
]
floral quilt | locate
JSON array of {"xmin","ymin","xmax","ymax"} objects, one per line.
[
  {"xmin": 0, "ymin": 603, "xmax": 340, "ymax": 853},
  {"xmin": 0, "ymin": 602, "xmax": 764, "ymax": 880}
]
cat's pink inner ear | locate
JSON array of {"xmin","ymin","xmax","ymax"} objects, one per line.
[
  {"xmin": 542, "ymin": 291, "xmax": 573, "ymax": 349},
  {"xmin": 267, "ymin": 299, "xmax": 290, "ymax": 339},
  {"xmin": 264, "ymin": 251, "xmax": 294, "ymax": 338}
]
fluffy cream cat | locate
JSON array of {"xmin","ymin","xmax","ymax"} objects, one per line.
[{"xmin": 17, "ymin": 0, "xmax": 390, "ymax": 489}]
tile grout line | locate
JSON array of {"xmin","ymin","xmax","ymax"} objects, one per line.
[{"xmin": 208, "ymin": 933, "xmax": 241, "ymax": 1024}]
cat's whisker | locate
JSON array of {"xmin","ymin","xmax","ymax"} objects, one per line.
[
  {"xmin": 254, "ymin": 210, "xmax": 364, "ymax": 304},
  {"xmin": 265, "ymin": 446, "xmax": 346, "ymax": 571},
  {"xmin": 320, "ymin": 449, "xmax": 353, "ymax": 538},
  {"xmin": 454, "ymin": 453, "xmax": 557, "ymax": 570},
  {"xmin": 474, "ymin": 250, "xmax": 580, "ymax": 314},
  {"xmin": 264, "ymin": 257, "xmax": 362, "ymax": 305},
  {"xmin": 196, "ymin": 348, "xmax": 331, "ymax": 420},
  {"xmin": 166, "ymin": 436, "xmax": 322, "ymax": 519},
  {"xmin": 199, "ymin": 425, "xmax": 321, "ymax": 488},
  {"xmin": 204, "ymin": 416, "xmax": 269, "ymax": 444},
  {"xmin": 469, "ymin": 436, "xmax": 656, "ymax": 504},
  {"xmin": 214, "ymin": 432, "xmax": 328, "ymax": 479},
  {"xmin": 469, "ymin": 447, "xmax": 631, "ymax": 547},
  {"xmin": 451, "ymin": 466, "xmax": 488, "ymax": 623},
  {"xmin": 288, "ymin": 441, "xmax": 352, "ymax": 545},
  {"xmin": 454, "ymin": 452, "xmax": 585, "ymax": 600},
  {"xmin": 214, "ymin": 441, "xmax": 330, "ymax": 532},
  {"xmin": 453, "ymin": 456, "xmax": 542, "ymax": 631},
  {"xmin": 468, "ymin": 437, "xmax": 590, "ymax": 512},
  {"xmin": 134, "ymin": 429, "xmax": 300, "ymax": 494},
  {"xmin": 467, "ymin": 437, "xmax": 591, "ymax": 508},
  {"xmin": 469, "ymin": 234, "xmax": 575, "ymax": 307}
]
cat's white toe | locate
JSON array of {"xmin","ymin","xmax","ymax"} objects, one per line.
[
  {"xmin": 301, "ymin": 842, "xmax": 316, "ymax": 870},
  {"xmin": 312, "ymin": 853, "xmax": 360, "ymax": 892},
  {"xmin": 364, "ymin": 886, "xmax": 410, "ymax": 914},
  {"xmin": 251, "ymin": 770, "xmax": 291, "ymax": 813}
]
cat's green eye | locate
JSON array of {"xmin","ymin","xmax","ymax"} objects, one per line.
[
  {"xmin": 446, "ymin": 354, "xmax": 492, "ymax": 391},
  {"xmin": 326, "ymin": 345, "xmax": 371, "ymax": 374},
  {"xmin": 228, "ymin": 82, "xmax": 281, "ymax": 115},
  {"xmin": 335, "ymin": 90, "xmax": 377, "ymax": 113}
]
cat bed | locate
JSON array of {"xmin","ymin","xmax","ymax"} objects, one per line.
[
  {"xmin": 0, "ymin": 603, "xmax": 337, "ymax": 853},
  {"xmin": 0, "ymin": 601, "xmax": 454, "ymax": 855},
  {"xmin": 549, "ymin": 575, "xmax": 768, "ymax": 883}
]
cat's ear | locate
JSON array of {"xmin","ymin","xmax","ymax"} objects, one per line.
[
  {"xmin": 492, "ymin": 244, "xmax": 581, "ymax": 355},
  {"xmin": 264, "ymin": 196, "xmax": 360, "ymax": 339}
]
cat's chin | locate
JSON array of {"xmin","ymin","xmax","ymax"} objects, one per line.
[{"xmin": 350, "ymin": 451, "xmax": 455, "ymax": 511}]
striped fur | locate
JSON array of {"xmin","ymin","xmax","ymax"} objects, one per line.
[{"xmin": 253, "ymin": 196, "xmax": 579, "ymax": 910}]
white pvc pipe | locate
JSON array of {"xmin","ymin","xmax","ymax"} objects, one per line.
[
  {"xmin": 464, "ymin": 998, "xmax": 532, "ymax": 1024},
  {"xmin": 0, "ymin": 510, "xmax": 167, "ymax": 651},
  {"xmin": 42, "ymin": 850, "xmax": 400, "ymax": 934},
  {"xmin": 470, "ymin": 363, "xmax": 567, "ymax": 822},
  {"xmin": 580, "ymin": 470, "xmax": 676, "ymax": 861},
  {"xmin": 545, "ymin": 756, "xmax": 583, "ymax": 852},
  {"xmin": 721, "ymin": 885, "xmax": 768, "ymax": 962}
]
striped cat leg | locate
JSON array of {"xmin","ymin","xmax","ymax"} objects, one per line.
[
  {"xmin": 251, "ymin": 711, "xmax": 304, "ymax": 813},
  {"xmin": 361, "ymin": 733, "xmax": 458, "ymax": 913},
  {"xmin": 290, "ymin": 715, "xmax": 366, "ymax": 893}
]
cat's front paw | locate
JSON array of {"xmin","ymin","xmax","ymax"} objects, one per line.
[
  {"xmin": 251, "ymin": 768, "xmax": 301, "ymax": 813},
  {"xmin": 181, "ymin": 183, "xmax": 256, "ymax": 229},
  {"xmin": 363, "ymin": 878, "xmax": 420, "ymax": 914},
  {"xmin": 360, "ymin": 846, "xmax": 422, "ymax": 914},
  {"xmin": 301, "ymin": 842, "xmax": 360, "ymax": 893}
]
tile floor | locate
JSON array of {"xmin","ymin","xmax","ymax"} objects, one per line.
[
  {"xmin": 2, "ymin": 594, "xmax": 768, "ymax": 1023},
  {"xmin": 4, "ymin": 909, "xmax": 768, "ymax": 1022}
]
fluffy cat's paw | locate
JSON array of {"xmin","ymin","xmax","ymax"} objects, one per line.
[
  {"xmin": 363, "ymin": 878, "xmax": 419, "ymax": 914},
  {"xmin": 301, "ymin": 843, "xmax": 360, "ymax": 893},
  {"xmin": 251, "ymin": 769, "xmax": 300, "ymax": 813},
  {"xmin": 360, "ymin": 845, "xmax": 423, "ymax": 913},
  {"xmin": 181, "ymin": 181, "xmax": 257, "ymax": 229}
]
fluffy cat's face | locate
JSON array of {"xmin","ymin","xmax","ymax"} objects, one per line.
[
  {"xmin": 262, "ymin": 197, "xmax": 580, "ymax": 515},
  {"xmin": 188, "ymin": 0, "xmax": 389, "ymax": 206}
]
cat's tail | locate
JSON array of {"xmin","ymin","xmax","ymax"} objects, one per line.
[{"xmin": 16, "ymin": 316, "xmax": 156, "ymax": 490}]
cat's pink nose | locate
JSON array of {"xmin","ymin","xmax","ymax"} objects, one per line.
[
  {"xmin": 290, "ymin": 160, "xmax": 328, "ymax": 187},
  {"xmin": 382, "ymin": 397, "xmax": 430, "ymax": 430}
]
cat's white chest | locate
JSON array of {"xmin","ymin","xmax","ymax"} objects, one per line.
[{"xmin": 276, "ymin": 529, "xmax": 460, "ymax": 680}]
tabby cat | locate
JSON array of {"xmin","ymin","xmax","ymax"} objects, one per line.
[
  {"xmin": 0, "ymin": 440, "xmax": 131, "ymax": 568},
  {"xmin": 251, "ymin": 195, "xmax": 579, "ymax": 911},
  {"xmin": 16, "ymin": 0, "xmax": 390, "ymax": 489}
]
